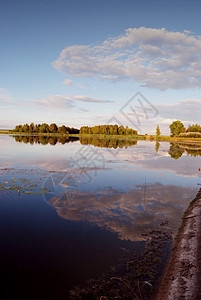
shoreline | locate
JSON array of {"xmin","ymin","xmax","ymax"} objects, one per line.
[
  {"xmin": 157, "ymin": 189, "xmax": 201, "ymax": 299},
  {"xmin": 1, "ymin": 130, "xmax": 201, "ymax": 145}
]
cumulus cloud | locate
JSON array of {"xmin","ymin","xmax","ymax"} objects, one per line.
[{"xmin": 52, "ymin": 27, "xmax": 201, "ymax": 90}]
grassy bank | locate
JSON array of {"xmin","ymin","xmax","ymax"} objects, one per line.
[
  {"xmin": 0, "ymin": 130, "xmax": 78, "ymax": 137},
  {"xmin": 0, "ymin": 130, "xmax": 13, "ymax": 134}
]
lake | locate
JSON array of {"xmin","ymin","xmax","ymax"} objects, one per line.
[{"xmin": 0, "ymin": 134, "xmax": 200, "ymax": 299}]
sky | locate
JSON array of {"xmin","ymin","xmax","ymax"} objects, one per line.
[{"xmin": 1, "ymin": 0, "xmax": 201, "ymax": 134}]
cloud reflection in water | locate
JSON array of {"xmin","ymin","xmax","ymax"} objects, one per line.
[{"xmin": 46, "ymin": 182, "xmax": 197, "ymax": 242}]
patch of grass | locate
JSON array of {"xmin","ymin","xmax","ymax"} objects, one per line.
[{"xmin": 0, "ymin": 130, "xmax": 12, "ymax": 134}]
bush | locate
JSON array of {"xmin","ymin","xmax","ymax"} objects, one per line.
[{"xmin": 179, "ymin": 132, "xmax": 201, "ymax": 138}]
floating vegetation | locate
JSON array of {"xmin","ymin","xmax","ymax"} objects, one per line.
[
  {"xmin": 70, "ymin": 227, "xmax": 172, "ymax": 300},
  {"xmin": 0, "ymin": 177, "xmax": 50, "ymax": 196}
]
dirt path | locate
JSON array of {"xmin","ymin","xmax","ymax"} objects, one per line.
[{"xmin": 157, "ymin": 189, "xmax": 201, "ymax": 300}]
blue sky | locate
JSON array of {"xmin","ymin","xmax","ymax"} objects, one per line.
[{"xmin": 1, "ymin": 0, "xmax": 201, "ymax": 134}]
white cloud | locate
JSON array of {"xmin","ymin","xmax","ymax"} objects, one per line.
[
  {"xmin": 90, "ymin": 97, "xmax": 201, "ymax": 135},
  {"xmin": 157, "ymin": 99, "xmax": 201, "ymax": 124},
  {"xmin": 62, "ymin": 79, "xmax": 73, "ymax": 86},
  {"xmin": 53, "ymin": 27, "xmax": 201, "ymax": 90},
  {"xmin": 145, "ymin": 98, "xmax": 201, "ymax": 134},
  {"xmin": 73, "ymin": 95, "xmax": 112, "ymax": 103},
  {"xmin": 29, "ymin": 94, "xmax": 113, "ymax": 109}
]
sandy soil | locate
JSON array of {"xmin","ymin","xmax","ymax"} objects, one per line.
[{"xmin": 156, "ymin": 189, "xmax": 201, "ymax": 300}]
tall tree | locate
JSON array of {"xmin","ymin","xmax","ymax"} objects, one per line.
[
  {"xmin": 29, "ymin": 123, "xmax": 34, "ymax": 132},
  {"xmin": 23, "ymin": 123, "xmax": 29, "ymax": 132},
  {"xmin": 156, "ymin": 124, "xmax": 161, "ymax": 139},
  {"xmin": 113, "ymin": 124, "xmax": 118, "ymax": 135},
  {"xmin": 118, "ymin": 125, "xmax": 125, "ymax": 135},
  {"xmin": 169, "ymin": 120, "xmax": 185, "ymax": 137}
]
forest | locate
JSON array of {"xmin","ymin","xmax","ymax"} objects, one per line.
[
  {"xmin": 13, "ymin": 123, "xmax": 138, "ymax": 136},
  {"xmin": 80, "ymin": 125, "xmax": 138, "ymax": 135},
  {"xmin": 13, "ymin": 123, "xmax": 79, "ymax": 134}
]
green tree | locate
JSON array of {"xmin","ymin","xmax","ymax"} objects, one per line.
[
  {"xmin": 14, "ymin": 125, "xmax": 19, "ymax": 132},
  {"xmin": 169, "ymin": 120, "xmax": 185, "ymax": 137},
  {"xmin": 39, "ymin": 123, "xmax": 49, "ymax": 133},
  {"xmin": 23, "ymin": 123, "xmax": 29, "ymax": 132},
  {"xmin": 33, "ymin": 124, "xmax": 39, "ymax": 132},
  {"xmin": 49, "ymin": 123, "xmax": 58, "ymax": 133},
  {"xmin": 109, "ymin": 125, "xmax": 114, "ymax": 135},
  {"xmin": 125, "ymin": 126, "xmax": 129, "ymax": 135},
  {"xmin": 118, "ymin": 126, "xmax": 125, "ymax": 135},
  {"xmin": 29, "ymin": 123, "xmax": 34, "ymax": 132},
  {"xmin": 113, "ymin": 125, "xmax": 118, "ymax": 135},
  {"xmin": 156, "ymin": 124, "xmax": 161, "ymax": 139},
  {"xmin": 58, "ymin": 125, "xmax": 67, "ymax": 134},
  {"xmin": 70, "ymin": 127, "xmax": 79, "ymax": 134},
  {"xmin": 187, "ymin": 123, "xmax": 201, "ymax": 133},
  {"xmin": 18, "ymin": 125, "xmax": 23, "ymax": 132},
  {"xmin": 66, "ymin": 126, "xmax": 71, "ymax": 134},
  {"xmin": 92, "ymin": 126, "xmax": 101, "ymax": 134},
  {"xmin": 80, "ymin": 126, "xmax": 90, "ymax": 134}
]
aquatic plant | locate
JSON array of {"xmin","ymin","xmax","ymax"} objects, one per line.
[
  {"xmin": 70, "ymin": 226, "xmax": 172, "ymax": 300},
  {"xmin": 0, "ymin": 177, "xmax": 50, "ymax": 196}
]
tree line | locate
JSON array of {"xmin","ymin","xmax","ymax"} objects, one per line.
[
  {"xmin": 169, "ymin": 121, "xmax": 201, "ymax": 137},
  {"xmin": 13, "ymin": 123, "xmax": 138, "ymax": 136},
  {"xmin": 13, "ymin": 123, "xmax": 79, "ymax": 134},
  {"xmin": 80, "ymin": 125, "xmax": 138, "ymax": 135}
]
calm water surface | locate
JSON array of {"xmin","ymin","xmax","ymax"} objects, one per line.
[{"xmin": 0, "ymin": 135, "xmax": 200, "ymax": 299}]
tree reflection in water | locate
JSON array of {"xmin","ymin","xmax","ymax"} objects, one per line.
[
  {"xmin": 168, "ymin": 142, "xmax": 201, "ymax": 159},
  {"xmin": 13, "ymin": 135, "xmax": 79, "ymax": 145},
  {"xmin": 13, "ymin": 136, "xmax": 201, "ymax": 159}
]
